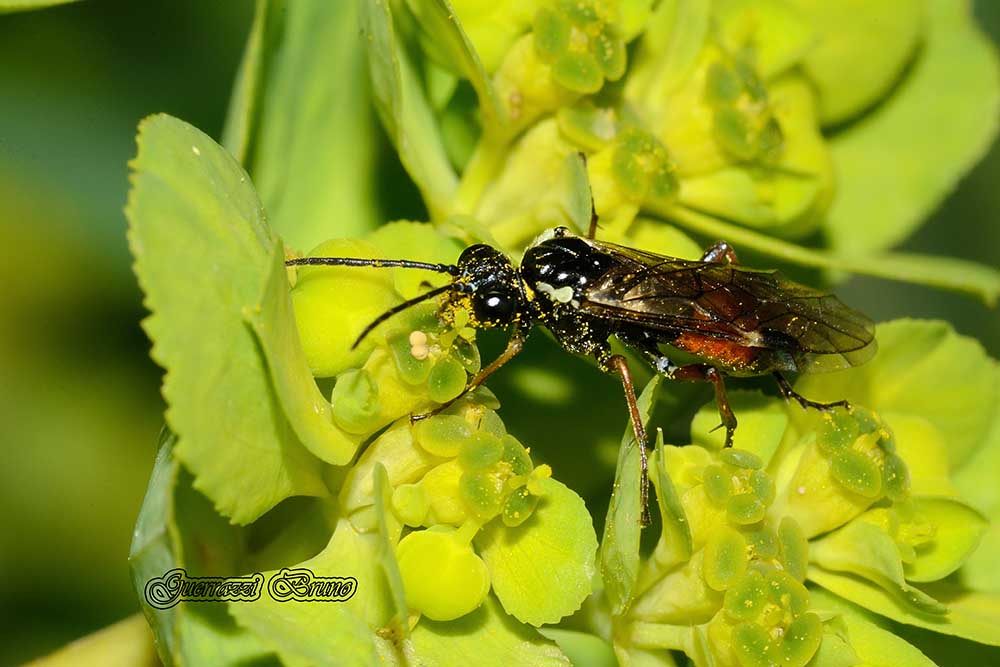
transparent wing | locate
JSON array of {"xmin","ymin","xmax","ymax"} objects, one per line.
[{"xmin": 578, "ymin": 240, "xmax": 877, "ymax": 372}]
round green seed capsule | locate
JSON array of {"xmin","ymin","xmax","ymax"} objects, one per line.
[
  {"xmin": 290, "ymin": 239, "xmax": 397, "ymax": 377},
  {"xmin": 764, "ymin": 568, "xmax": 810, "ymax": 616},
  {"xmin": 724, "ymin": 569, "xmax": 768, "ymax": 622},
  {"xmin": 778, "ymin": 517, "xmax": 808, "ymax": 582},
  {"xmin": 556, "ymin": 103, "xmax": 617, "ymax": 151},
  {"xmin": 478, "ymin": 410, "xmax": 507, "ymax": 439},
  {"xmin": 396, "ymin": 528, "xmax": 491, "ymax": 621},
  {"xmin": 612, "ymin": 141, "xmax": 648, "ymax": 201},
  {"xmin": 704, "ymin": 526, "xmax": 749, "ymax": 591},
  {"xmin": 427, "ymin": 357, "xmax": 468, "ymax": 404},
  {"xmin": 553, "ymin": 51, "xmax": 604, "ymax": 94},
  {"xmin": 882, "ymin": 453, "xmax": 910, "ymax": 502},
  {"xmin": 502, "ymin": 487, "xmax": 539, "ymax": 527},
  {"xmin": 501, "ymin": 435, "xmax": 533, "ymax": 476},
  {"xmin": 706, "ymin": 62, "xmax": 742, "ymax": 105},
  {"xmin": 460, "ymin": 469, "xmax": 505, "ymax": 520},
  {"xmin": 743, "ymin": 526, "xmax": 779, "ymax": 561},
  {"xmin": 459, "ymin": 432, "xmax": 505, "ymax": 470},
  {"xmin": 703, "ymin": 464, "xmax": 732, "ymax": 505},
  {"xmin": 831, "ymin": 449, "xmax": 883, "ymax": 498},
  {"xmin": 713, "ymin": 108, "xmax": 755, "ymax": 161},
  {"xmin": 818, "ymin": 412, "xmax": 859, "ymax": 454},
  {"xmin": 451, "ymin": 337, "xmax": 481, "ymax": 374},
  {"xmin": 721, "ymin": 448, "xmax": 763, "ymax": 470},
  {"xmin": 330, "ymin": 369, "xmax": 380, "ymax": 434},
  {"xmin": 749, "ymin": 470, "xmax": 775, "ymax": 505},
  {"xmin": 594, "ymin": 27, "xmax": 625, "ymax": 80},
  {"xmin": 534, "ymin": 7, "xmax": 570, "ymax": 62},
  {"xmin": 647, "ymin": 161, "xmax": 679, "ymax": 202},
  {"xmin": 732, "ymin": 622, "xmax": 771, "ymax": 667},
  {"xmin": 559, "ymin": 0, "xmax": 599, "ymax": 25},
  {"xmin": 727, "ymin": 493, "xmax": 767, "ymax": 525},
  {"xmin": 772, "ymin": 612, "xmax": 822, "ymax": 667},
  {"xmin": 852, "ymin": 407, "xmax": 881, "ymax": 434},
  {"xmin": 388, "ymin": 331, "xmax": 433, "ymax": 385},
  {"xmin": 414, "ymin": 414, "xmax": 473, "ymax": 457}
]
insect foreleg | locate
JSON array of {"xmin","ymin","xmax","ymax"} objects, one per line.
[
  {"xmin": 596, "ymin": 347, "xmax": 651, "ymax": 527},
  {"xmin": 700, "ymin": 241, "xmax": 739, "ymax": 264},
  {"xmin": 773, "ymin": 372, "xmax": 851, "ymax": 412},
  {"xmin": 670, "ymin": 364, "xmax": 738, "ymax": 448}
]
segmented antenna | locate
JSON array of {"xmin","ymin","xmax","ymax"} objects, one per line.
[
  {"xmin": 284, "ymin": 255, "xmax": 461, "ymax": 348},
  {"xmin": 351, "ymin": 284, "xmax": 455, "ymax": 349},
  {"xmin": 285, "ymin": 256, "xmax": 459, "ymax": 275}
]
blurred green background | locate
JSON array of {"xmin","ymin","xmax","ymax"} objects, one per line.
[{"xmin": 0, "ymin": 2, "xmax": 996, "ymax": 664}]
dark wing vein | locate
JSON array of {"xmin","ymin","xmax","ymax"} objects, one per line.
[{"xmin": 575, "ymin": 241, "xmax": 876, "ymax": 371}]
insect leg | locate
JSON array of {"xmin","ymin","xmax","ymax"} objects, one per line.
[
  {"xmin": 773, "ymin": 372, "xmax": 851, "ymax": 412},
  {"xmin": 596, "ymin": 347, "xmax": 651, "ymax": 526},
  {"xmin": 411, "ymin": 326, "xmax": 527, "ymax": 422},
  {"xmin": 700, "ymin": 241, "xmax": 739, "ymax": 264},
  {"xmin": 671, "ymin": 364, "xmax": 738, "ymax": 447}
]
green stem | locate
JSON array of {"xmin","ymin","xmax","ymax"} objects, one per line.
[
  {"xmin": 451, "ymin": 134, "xmax": 509, "ymax": 215},
  {"xmin": 658, "ymin": 204, "xmax": 1000, "ymax": 306},
  {"xmin": 627, "ymin": 621, "xmax": 692, "ymax": 650}
]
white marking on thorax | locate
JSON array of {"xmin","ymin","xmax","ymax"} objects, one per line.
[{"xmin": 536, "ymin": 281, "xmax": 579, "ymax": 308}]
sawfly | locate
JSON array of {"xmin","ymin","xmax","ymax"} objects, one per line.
[{"xmin": 287, "ymin": 217, "xmax": 876, "ymax": 525}]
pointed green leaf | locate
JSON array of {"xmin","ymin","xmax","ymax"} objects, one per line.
[
  {"xmin": 249, "ymin": 0, "xmax": 382, "ymax": 249},
  {"xmin": 650, "ymin": 428, "xmax": 693, "ymax": 568},
  {"xmin": 823, "ymin": 0, "xmax": 1000, "ymax": 256},
  {"xmin": 810, "ymin": 520, "xmax": 947, "ymax": 616},
  {"xmin": 230, "ymin": 519, "xmax": 389, "ymax": 666},
  {"xmin": 404, "ymin": 0, "xmax": 504, "ymax": 132},
  {"xmin": 411, "ymin": 596, "xmax": 571, "ymax": 666},
  {"xmin": 809, "ymin": 587, "xmax": 939, "ymax": 667},
  {"xmin": 537, "ymin": 628, "xmax": 617, "ymax": 667},
  {"xmin": 475, "ymin": 477, "xmax": 598, "ymax": 626},
  {"xmin": 360, "ymin": 0, "xmax": 458, "ymax": 219},
  {"xmin": 602, "ymin": 375, "xmax": 661, "ymax": 616},
  {"xmin": 129, "ymin": 433, "xmax": 181, "ymax": 664},
  {"xmin": 785, "ymin": 0, "xmax": 923, "ymax": 125},
  {"xmin": 128, "ymin": 434, "xmax": 273, "ymax": 667},
  {"xmin": 809, "ymin": 566, "xmax": 1000, "ymax": 646},
  {"xmin": 231, "ymin": 598, "xmax": 375, "ymax": 667},
  {"xmin": 126, "ymin": 114, "xmax": 327, "ymax": 524},
  {"xmin": 953, "ymin": 372, "xmax": 1000, "ymax": 594},
  {"xmin": 221, "ymin": 0, "xmax": 273, "ymax": 164},
  {"xmin": 373, "ymin": 463, "xmax": 409, "ymax": 636},
  {"xmin": 0, "ymin": 0, "xmax": 79, "ymax": 12},
  {"xmin": 904, "ymin": 497, "xmax": 988, "ymax": 582},
  {"xmin": 245, "ymin": 243, "xmax": 361, "ymax": 465}
]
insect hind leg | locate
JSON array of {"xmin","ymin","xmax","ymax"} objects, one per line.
[
  {"xmin": 670, "ymin": 364, "xmax": 738, "ymax": 448},
  {"xmin": 773, "ymin": 373, "xmax": 851, "ymax": 412}
]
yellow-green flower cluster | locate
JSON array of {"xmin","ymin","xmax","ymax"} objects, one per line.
[
  {"xmin": 630, "ymin": 443, "xmax": 821, "ymax": 667},
  {"xmin": 422, "ymin": 0, "xmax": 851, "ymax": 247},
  {"xmin": 338, "ymin": 400, "xmax": 554, "ymax": 623}
]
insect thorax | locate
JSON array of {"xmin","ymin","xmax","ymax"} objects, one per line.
[{"xmin": 520, "ymin": 235, "xmax": 617, "ymax": 355}]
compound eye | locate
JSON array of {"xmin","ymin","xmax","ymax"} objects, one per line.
[{"xmin": 473, "ymin": 291, "xmax": 516, "ymax": 325}]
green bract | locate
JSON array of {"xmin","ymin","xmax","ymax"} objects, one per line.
[{"xmin": 121, "ymin": 1, "xmax": 1000, "ymax": 667}]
